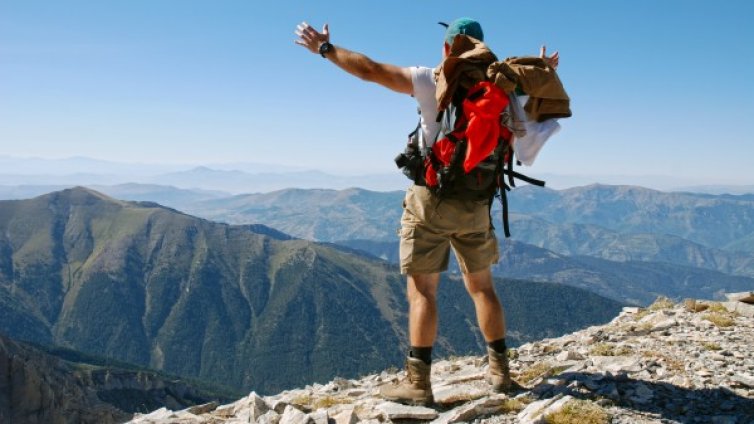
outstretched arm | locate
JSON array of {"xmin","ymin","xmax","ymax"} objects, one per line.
[{"xmin": 295, "ymin": 22, "xmax": 413, "ymax": 95}]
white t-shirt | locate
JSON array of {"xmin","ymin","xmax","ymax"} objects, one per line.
[{"xmin": 410, "ymin": 66, "xmax": 440, "ymax": 148}]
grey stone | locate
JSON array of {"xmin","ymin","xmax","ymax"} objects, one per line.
[
  {"xmin": 331, "ymin": 377, "xmax": 353, "ymax": 390},
  {"xmin": 440, "ymin": 369, "xmax": 484, "ymax": 385},
  {"xmin": 697, "ymin": 368, "xmax": 714, "ymax": 378},
  {"xmin": 651, "ymin": 318, "xmax": 677, "ymax": 332},
  {"xmin": 711, "ymin": 353, "xmax": 728, "ymax": 362},
  {"xmin": 280, "ymin": 405, "xmax": 311, "ymax": 424},
  {"xmin": 591, "ymin": 356, "xmax": 641, "ymax": 374},
  {"xmin": 431, "ymin": 394, "xmax": 508, "ymax": 424},
  {"xmin": 517, "ymin": 394, "xmax": 574, "ymax": 424},
  {"xmin": 555, "ymin": 350, "xmax": 584, "ymax": 361},
  {"xmin": 726, "ymin": 301, "xmax": 754, "ymax": 317},
  {"xmin": 129, "ymin": 408, "xmax": 174, "ymax": 422},
  {"xmin": 269, "ymin": 399, "xmax": 289, "ymax": 415},
  {"xmin": 185, "ymin": 401, "xmax": 218, "ymax": 415},
  {"xmin": 345, "ymin": 389, "xmax": 366, "ymax": 397},
  {"xmin": 213, "ymin": 404, "xmax": 237, "ymax": 418},
  {"xmin": 732, "ymin": 374, "xmax": 754, "ymax": 388},
  {"xmin": 309, "ymin": 408, "xmax": 328, "ymax": 424},
  {"xmin": 234, "ymin": 392, "xmax": 270, "ymax": 421},
  {"xmin": 331, "ymin": 408, "xmax": 358, "ymax": 424},
  {"xmin": 257, "ymin": 410, "xmax": 281, "ymax": 424},
  {"xmin": 432, "ymin": 383, "xmax": 487, "ymax": 405},
  {"xmin": 725, "ymin": 291, "xmax": 754, "ymax": 304},
  {"xmin": 376, "ymin": 401, "xmax": 438, "ymax": 420}
]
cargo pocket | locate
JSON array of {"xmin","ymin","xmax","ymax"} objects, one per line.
[{"xmin": 398, "ymin": 226, "xmax": 416, "ymax": 272}]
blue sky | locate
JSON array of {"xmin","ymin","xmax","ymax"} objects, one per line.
[{"xmin": 1, "ymin": 0, "xmax": 753, "ymax": 184}]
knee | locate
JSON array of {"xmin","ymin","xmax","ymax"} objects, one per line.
[
  {"xmin": 468, "ymin": 285, "xmax": 499, "ymax": 302},
  {"xmin": 407, "ymin": 275, "xmax": 438, "ymax": 304},
  {"xmin": 408, "ymin": 285, "xmax": 437, "ymax": 304}
]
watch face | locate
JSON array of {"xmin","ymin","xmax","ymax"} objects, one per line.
[{"xmin": 319, "ymin": 42, "xmax": 331, "ymax": 55}]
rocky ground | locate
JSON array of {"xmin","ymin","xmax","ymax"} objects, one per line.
[{"xmin": 129, "ymin": 293, "xmax": 754, "ymax": 424}]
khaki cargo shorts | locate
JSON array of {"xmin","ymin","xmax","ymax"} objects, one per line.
[{"xmin": 399, "ymin": 185, "xmax": 499, "ymax": 275}]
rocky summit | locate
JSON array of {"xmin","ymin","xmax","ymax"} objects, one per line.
[{"xmin": 129, "ymin": 294, "xmax": 754, "ymax": 424}]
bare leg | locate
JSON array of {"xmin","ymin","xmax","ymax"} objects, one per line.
[
  {"xmin": 462, "ymin": 267, "xmax": 505, "ymax": 341},
  {"xmin": 407, "ymin": 273, "xmax": 441, "ymax": 347},
  {"xmin": 378, "ymin": 273, "xmax": 439, "ymax": 405}
]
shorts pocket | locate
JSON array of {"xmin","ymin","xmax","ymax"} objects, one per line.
[
  {"xmin": 399, "ymin": 226, "xmax": 416, "ymax": 271},
  {"xmin": 399, "ymin": 226, "xmax": 415, "ymax": 240}
]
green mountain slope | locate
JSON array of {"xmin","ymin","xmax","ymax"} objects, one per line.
[
  {"xmin": 0, "ymin": 333, "xmax": 234, "ymax": 424},
  {"xmin": 188, "ymin": 188, "xmax": 404, "ymax": 242},
  {"xmin": 0, "ymin": 187, "xmax": 623, "ymax": 394}
]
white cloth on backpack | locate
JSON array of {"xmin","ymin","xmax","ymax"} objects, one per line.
[
  {"xmin": 410, "ymin": 66, "xmax": 441, "ymax": 149},
  {"xmin": 511, "ymin": 95, "xmax": 561, "ymax": 166}
]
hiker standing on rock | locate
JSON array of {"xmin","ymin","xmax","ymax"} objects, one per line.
[{"xmin": 295, "ymin": 18, "xmax": 562, "ymax": 406}]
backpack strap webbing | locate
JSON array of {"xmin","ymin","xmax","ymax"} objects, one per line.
[
  {"xmin": 496, "ymin": 167, "xmax": 546, "ymax": 238},
  {"xmin": 503, "ymin": 169, "xmax": 546, "ymax": 187}
]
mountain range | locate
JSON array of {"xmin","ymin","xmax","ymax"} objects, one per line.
[
  {"xmin": 338, "ymin": 239, "xmax": 754, "ymax": 306},
  {"xmin": 175, "ymin": 185, "xmax": 754, "ymax": 276},
  {"xmin": 4, "ymin": 183, "xmax": 751, "ymax": 303},
  {"xmin": 0, "ymin": 187, "xmax": 624, "ymax": 394},
  {"xmin": 3, "ymin": 155, "xmax": 754, "ymax": 193}
]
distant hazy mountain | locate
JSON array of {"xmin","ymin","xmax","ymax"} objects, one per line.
[
  {"xmin": 0, "ymin": 155, "xmax": 180, "ymax": 176},
  {"xmin": 0, "ymin": 184, "xmax": 74, "ymax": 199},
  {"xmin": 0, "ymin": 187, "xmax": 623, "ymax": 394},
  {"xmin": 0, "ymin": 333, "xmax": 232, "ymax": 424},
  {"xmin": 0, "ymin": 168, "xmax": 407, "ymax": 194},
  {"xmin": 0, "ymin": 156, "xmax": 301, "ymax": 177},
  {"xmin": 673, "ymin": 185, "xmax": 754, "ymax": 195},
  {"xmin": 508, "ymin": 184, "xmax": 754, "ymax": 253},
  {"xmin": 150, "ymin": 166, "xmax": 407, "ymax": 193},
  {"xmin": 0, "ymin": 183, "xmax": 229, "ymax": 208},
  {"xmin": 3, "ymin": 155, "xmax": 753, "ymax": 194},
  {"xmin": 507, "ymin": 215, "xmax": 754, "ymax": 278}
]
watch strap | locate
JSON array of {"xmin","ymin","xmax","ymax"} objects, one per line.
[{"xmin": 319, "ymin": 42, "xmax": 333, "ymax": 58}]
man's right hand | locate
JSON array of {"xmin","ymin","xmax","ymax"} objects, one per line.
[{"xmin": 295, "ymin": 22, "xmax": 330, "ymax": 54}]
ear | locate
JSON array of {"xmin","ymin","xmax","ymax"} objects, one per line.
[{"xmin": 443, "ymin": 42, "xmax": 451, "ymax": 56}]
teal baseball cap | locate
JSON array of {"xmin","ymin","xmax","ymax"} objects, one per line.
[{"xmin": 439, "ymin": 18, "xmax": 484, "ymax": 45}]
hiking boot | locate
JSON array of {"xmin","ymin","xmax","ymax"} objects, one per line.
[
  {"xmin": 379, "ymin": 357, "xmax": 434, "ymax": 406},
  {"xmin": 486, "ymin": 346, "xmax": 522, "ymax": 393}
]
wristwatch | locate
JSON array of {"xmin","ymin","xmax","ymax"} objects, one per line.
[{"xmin": 319, "ymin": 42, "xmax": 333, "ymax": 58}]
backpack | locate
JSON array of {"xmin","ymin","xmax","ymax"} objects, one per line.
[{"xmin": 395, "ymin": 77, "xmax": 545, "ymax": 238}]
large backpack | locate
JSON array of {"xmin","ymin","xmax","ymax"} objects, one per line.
[{"xmin": 395, "ymin": 76, "xmax": 545, "ymax": 237}]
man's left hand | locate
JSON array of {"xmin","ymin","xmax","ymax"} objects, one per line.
[{"xmin": 540, "ymin": 45, "xmax": 559, "ymax": 70}]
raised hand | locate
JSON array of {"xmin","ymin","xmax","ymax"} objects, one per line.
[
  {"xmin": 295, "ymin": 22, "xmax": 330, "ymax": 54},
  {"xmin": 540, "ymin": 45, "xmax": 560, "ymax": 70}
]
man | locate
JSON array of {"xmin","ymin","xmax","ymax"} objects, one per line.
[{"xmin": 295, "ymin": 18, "xmax": 559, "ymax": 406}]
